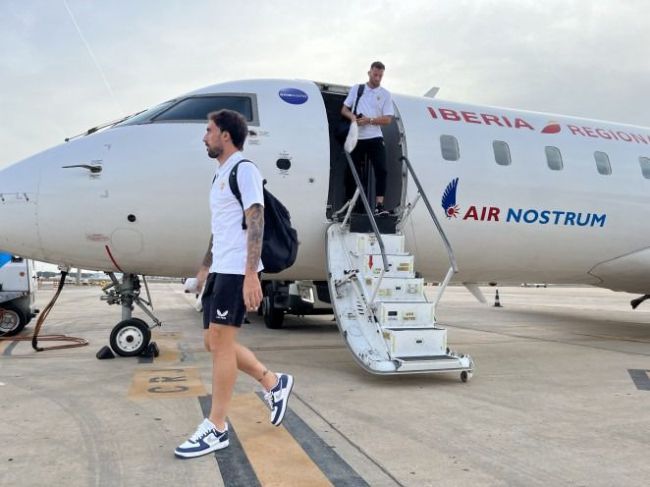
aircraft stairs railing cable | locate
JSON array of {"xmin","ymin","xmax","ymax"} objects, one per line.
[
  {"xmin": 326, "ymin": 151, "xmax": 474, "ymax": 378},
  {"xmin": 397, "ymin": 155, "xmax": 458, "ymax": 317}
]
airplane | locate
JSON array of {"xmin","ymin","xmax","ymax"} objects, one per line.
[{"xmin": 1, "ymin": 78, "xmax": 649, "ymax": 373}]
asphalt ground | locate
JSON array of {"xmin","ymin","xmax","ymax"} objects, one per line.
[{"xmin": 1, "ymin": 283, "xmax": 649, "ymax": 486}]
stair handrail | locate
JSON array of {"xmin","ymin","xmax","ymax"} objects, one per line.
[
  {"xmin": 340, "ymin": 150, "xmax": 389, "ymax": 307},
  {"xmin": 399, "ymin": 156, "xmax": 458, "ymax": 310}
]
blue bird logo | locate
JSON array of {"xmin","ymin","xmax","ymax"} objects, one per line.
[{"xmin": 441, "ymin": 178, "xmax": 460, "ymax": 218}]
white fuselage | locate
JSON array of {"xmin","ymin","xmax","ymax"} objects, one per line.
[{"xmin": 1, "ymin": 79, "xmax": 649, "ymax": 293}]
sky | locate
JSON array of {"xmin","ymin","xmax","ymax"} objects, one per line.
[{"xmin": 1, "ymin": 0, "xmax": 650, "ymax": 170}]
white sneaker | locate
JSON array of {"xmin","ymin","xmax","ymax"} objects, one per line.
[
  {"xmin": 264, "ymin": 373, "xmax": 294, "ymax": 426},
  {"xmin": 174, "ymin": 418, "xmax": 229, "ymax": 458}
]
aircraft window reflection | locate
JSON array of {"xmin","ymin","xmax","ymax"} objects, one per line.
[
  {"xmin": 594, "ymin": 151, "xmax": 612, "ymax": 175},
  {"xmin": 639, "ymin": 157, "xmax": 650, "ymax": 179},
  {"xmin": 545, "ymin": 146, "xmax": 563, "ymax": 171},
  {"xmin": 116, "ymin": 100, "xmax": 177, "ymax": 127},
  {"xmin": 440, "ymin": 135, "xmax": 460, "ymax": 161},
  {"xmin": 493, "ymin": 140, "xmax": 511, "ymax": 166},
  {"xmin": 153, "ymin": 96, "xmax": 254, "ymax": 123}
]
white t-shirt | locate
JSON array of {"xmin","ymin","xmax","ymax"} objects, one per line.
[
  {"xmin": 344, "ymin": 83, "xmax": 394, "ymax": 140},
  {"xmin": 209, "ymin": 152, "xmax": 265, "ymax": 275}
]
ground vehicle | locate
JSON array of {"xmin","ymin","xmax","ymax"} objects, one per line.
[
  {"xmin": 0, "ymin": 253, "xmax": 37, "ymax": 336},
  {"xmin": 262, "ymin": 280, "xmax": 332, "ymax": 329}
]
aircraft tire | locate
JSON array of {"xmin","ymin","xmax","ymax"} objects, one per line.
[
  {"xmin": 109, "ymin": 318, "xmax": 151, "ymax": 357},
  {"xmin": 263, "ymin": 292, "xmax": 285, "ymax": 329},
  {"xmin": 0, "ymin": 303, "xmax": 28, "ymax": 337}
]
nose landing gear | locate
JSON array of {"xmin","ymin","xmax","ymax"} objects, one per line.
[{"xmin": 102, "ymin": 273, "xmax": 161, "ymax": 357}]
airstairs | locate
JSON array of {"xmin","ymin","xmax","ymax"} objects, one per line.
[{"xmin": 327, "ymin": 153, "xmax": 474, "ymax": 379}]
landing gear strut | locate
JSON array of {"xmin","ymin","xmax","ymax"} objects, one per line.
[{"xmin": 101, "ymin": 273, "xmax": 162, "ymax": 356}]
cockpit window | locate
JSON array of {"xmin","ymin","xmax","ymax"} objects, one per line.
[
  {"xmin": 116, "ymin": 95, "xmax": 258, "ymax": 127},
  {"xmin": 116, "ymin": 100, "xmax": 177, "ymax": 127},
  {"xmin": 153, "ymin": 96, "xmax": 255, "ymax": 123}
]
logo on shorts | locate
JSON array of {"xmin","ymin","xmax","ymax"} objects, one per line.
[{"xmin": 216, "ymin": 309, "xmax": 229, "ymax": 320}]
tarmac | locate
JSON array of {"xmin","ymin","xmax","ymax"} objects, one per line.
[{"xmin": 1, "ymin": 283, "xmax": 649, "ymax": 487}]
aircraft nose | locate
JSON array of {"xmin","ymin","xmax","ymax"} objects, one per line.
[{"xmin": 0, "ymin": 157, "xmax": 42, "ymax": 258}]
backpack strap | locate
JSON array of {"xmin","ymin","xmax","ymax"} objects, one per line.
[
  {"xmin": 228, "ymin": 159, "xmax": 253, "ymax": 230},
  {"xmin": 352, "ymin": 83, "xmax": 365, "ymax": 115}
]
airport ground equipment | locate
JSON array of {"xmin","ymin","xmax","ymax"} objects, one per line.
[
  {"xmin": 261, "ymin": 280, "xmax": 332, "ymax": 329},
  {"xmin": 327, "ymin": 153, "xmax": 473, "ymax": 379},
  {"xmin": 102, "ymin": 273, "xmax": 162, "ymax": 356},
  {"xmin": 0, "ymin": 255, "xmax": 37, "ymax": 337}
]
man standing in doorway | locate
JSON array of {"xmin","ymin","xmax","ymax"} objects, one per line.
[
  {"xmin": 175, "ymin": 109, "xmax": 294, "ymax": 459},
  {"xmin": 341, "ymin": 61, "xmax": 394, "ymax": 215}
]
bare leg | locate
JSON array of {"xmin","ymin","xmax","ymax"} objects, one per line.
[
  {"xmin": 208, "ymin": 324, "xmax": 239, "ymax": 431},
  {"xmin": 203, "ymin": 330, "xmax": 277, "ymax": 391},
  {"xmin": 234, "ymin": 343, "xmax": 277, "ymax": 391}
]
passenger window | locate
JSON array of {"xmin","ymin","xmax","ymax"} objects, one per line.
[
  {"xmin": 440, "ymin": 135, "xmax": 460, "ymax": 161},
  {"xmin": 640, "ymin": 157, "xmax": 650, "ymax": 179},
  {"xmin": 594, "ymin": 151, "xmax": 612, "ymax": 175},
  {"xmin": 493, "ymin": 140, "xmax": 511, "ymax": 166},
  {"xmin": 152, "ymin": 96, "xmax": 256, "ymax": 123},
  {"xmin": 545, "ymin": 146, "xmax": 563, "ymax": 171}
]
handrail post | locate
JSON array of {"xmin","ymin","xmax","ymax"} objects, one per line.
[
  {"xmin": 398, "ymin": 156, "xmax": 459, "ymax": 316},
  {"xmin": 341, "ymin": 151, "xmax": 389, "ymax": 309},
  {"xmin": 399, "ymin": 156, "xmax": 458, "ymax": 273}
]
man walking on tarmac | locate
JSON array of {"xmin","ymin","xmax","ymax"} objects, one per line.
[{"xmin": 175, "ymin": 109, "xmax": 294, "ymax": 459}]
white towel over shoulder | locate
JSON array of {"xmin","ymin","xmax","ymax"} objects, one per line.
[{"xmin": 344, "ymin": 121, "xmax": 358, "ymax": 153}]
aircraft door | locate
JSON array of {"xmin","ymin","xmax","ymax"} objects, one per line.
[{"xmin": 320, "ymin": 85, "xmax": 405, "ymax": 219}]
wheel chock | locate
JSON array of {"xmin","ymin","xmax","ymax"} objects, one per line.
[
  {"xmin": 141, "ymin": 341, "xmax": 159, "ymax": 358},
  {"xmin": 96, "ymin": 345, "xmax": 115, "ymax": 360}
]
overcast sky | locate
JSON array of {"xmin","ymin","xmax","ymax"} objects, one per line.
[{"xmin": 1, "ymin": 0, "xmax": 649, "ymax": 169}]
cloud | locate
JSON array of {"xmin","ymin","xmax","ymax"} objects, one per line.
[{"xmin": 1, "ymin": 0, "xmax": 649, "ymax": 167}]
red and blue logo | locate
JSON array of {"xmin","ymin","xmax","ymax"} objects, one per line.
[
  {"xmin": 441, "ymin": 178, "xmax": 460, "ymax": 218},
  {"xmin": 441, "ymin": 178, "xmax": 606, "ymax": 227}
]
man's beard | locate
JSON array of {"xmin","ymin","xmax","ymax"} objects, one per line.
[{"xmin": 206, "ymin": 146, "xmax": 221, "ymax": 159}]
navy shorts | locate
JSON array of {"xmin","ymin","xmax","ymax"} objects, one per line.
[{"xmin": 202, "ymin": 273, "xmax": 246, "ymax": 328}]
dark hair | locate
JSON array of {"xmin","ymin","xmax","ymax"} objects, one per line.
[
  {"xmin": 370, "ymin": 61, "xmax": 385, "ymax": 70},
  {"xmin": 207, "ymin": 109, "xmax": 248, "ymax": 150}
]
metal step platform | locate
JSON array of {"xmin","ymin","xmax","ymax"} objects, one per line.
[{"xmin": 326, "ymin": 151, "xmax": 474, "ymax": 379}]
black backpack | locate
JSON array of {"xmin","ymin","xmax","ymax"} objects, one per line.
[{"xmin": 229, "ymin": 160, "xmax": 299, "ymax": 273}]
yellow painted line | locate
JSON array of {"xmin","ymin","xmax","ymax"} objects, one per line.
[
  {"xmin": 128, "ymin": 367, "xmax": 206, "ymax": 399},
  {"xmin": 151, "ymin": 331, "xmax": 181, "ymax": 363},
  {"xmin": 0, "ymin": 340, "xmax": 9, "ymax": 354},
  {"xmin": 229, "ymin": 393, "xmax": 332, "ymax": 487}
]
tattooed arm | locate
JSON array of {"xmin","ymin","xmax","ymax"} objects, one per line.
[
  {"xmin": 196, "ymin": 235, "xmax": 212, "ymax": 292},
  {"xmin": 245, "ymin": 204, "xmax": 264, "ymax": 273},
  {"xmin": 243, "ymin": 203, "xmax": 264, "ymax": 310},
  {"xmin": 202, "ymin": 235, "xmax": 213, "ymax": 268}
]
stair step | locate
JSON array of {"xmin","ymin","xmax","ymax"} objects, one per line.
[
  {"xmin": 376, "ymin": 301, "xmax": 434, "ymax": 327},
  {"xmin": 383, "ymin": 328, "xmax": 447, "ymax": 358},
  {"xmin": 359, "ymin": 254, "xmax": 414, "ymax": 279},
  {"xmin": 395, "ymin": 357, "xmax": 469, "ymax": 373},
  {"xmin": 359, "ymin": 277, "xmax": 425, "ymax": 302},
  {"xmin": 345, "ymin": 232, "xmax": 405, "ymax": 255}
]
